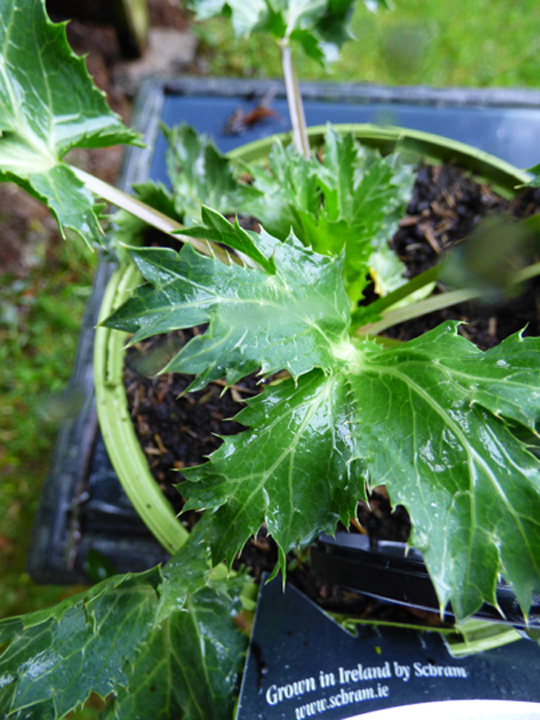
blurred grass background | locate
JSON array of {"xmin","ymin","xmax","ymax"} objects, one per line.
[
  {"xmin": 1, "ymin": 0, "xmax": 540, "ymax": 638},
  {"xmin": 193, "ymin": 0, "xmax": 540, "ymax": 88},
  {"xmin": 1, "ymin": 238, "xmax": 96, "ymax": 618}
]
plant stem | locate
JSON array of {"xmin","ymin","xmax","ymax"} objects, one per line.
[
  {"xmin": 358, "ymin": 261, "xmax": 540, "ymax": 337},
  {"xmin": 351, "ymin": 265, "xmax": 440, "ymax": 329},
  {"xmin": 71, "ymin": 166, "xmax": 232, "ymax": 263},
  {"xmin": 358, "ymin": 288, "xmax": 483, "ymax": 336},
  {"xmin": 515, "ymin": 260, "xmax": 540, "ymax": 284},
  {"xmin": 281, "ymin": 42, "xmax": 310, "ymax": 158}
]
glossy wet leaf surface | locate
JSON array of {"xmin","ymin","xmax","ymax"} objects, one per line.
[
  {"xmin": 104, "ymin": 228, "xmax": 351, "ymax": 390},
  {"xmin": 0, "ymin": 0, "xmax": 140, "ymax": 245},
  {"xmin": 0, "ymin": 542, "xmax": 248, "ymax": 719},
  {"xmin": 348, "ymin": 324, "xmax": 540, "ymax": 619},
  {"xmin": 0, "ymin": 570, "xmax": 160, "ymax": 719},
  {"xmin": 245, "ymin": 128, "xmax": 415, "ymax": 302},
  {"xmin": 103, "ymin": 542, "xmax": 247, "ymax": 720},
  {"xmin": 183, "ymin": 370, "xmax": 367, "ymax": 567},
  {"xmin": 103, "ymin": 586, "xmax": 246, "ymax": 720}
]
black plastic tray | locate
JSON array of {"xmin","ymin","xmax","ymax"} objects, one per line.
[
  {"xmin": 312, "ymin": 533, "xmax": 540, "ymax": 630},
  {"xmin": 29, "ymin": 77, "xmax": 540, "ymax": 584}
]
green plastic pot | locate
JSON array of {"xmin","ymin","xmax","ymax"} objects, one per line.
[{"xmin": 94, "ymin": 123, "xmax": 531, "ymax": 555}]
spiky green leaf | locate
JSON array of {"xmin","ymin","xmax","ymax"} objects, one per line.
[
  {"xmin": 313, "ymin": 128, "xmax": 414, "ymax": 300},
  {"xmin": 155, "ymin": 533, "xmax": 215, "ymax": 625},
  {"xmin": 182, "ymin": 369, "xmax": 367, "ymax": 568},
  {"xmin": 0, "ymin": 542, "xmax": 249, "ymax": 720},
  {"xmin": 0, "ymin": 570, "xmax": 160, "ymax": 719},
  {"xmin": 244, "ymin": 139, "xmax": 322, "ymax": 242},
  {"xmin": 174, "ymin": 318, "xmax": 540, "ymax": 623},
  {"xmin": 347, "ymin": 324, "xmax": 540, "ymax": 619},
  {"xmin": 159, "ymin": 126, "xmax": 413, "ymax": 302},
  {"xmin": 243, "ymin": 128, "xmax": 414, "ymax": 302},
  {"xmin": 103, "ymin": 540, "xmax": 248, "ymax": 720},
  {"xmin": 0, "ymin": 0, "xmax": 141, "ymax": 245},
  {"xmin": 104, "ymin": 228, "xmax": 351, "ymax": 390},
  {"xmin": 184, "ymin": 321, "xmax": 540, "ymax": 620},
  {"xmin": 163, "ymin": 124, "xmax": 260, "ymax": 226},
  {"xmin": 103, "ymin": 584, "xmax": 247, "ymax": 720},
  {"xmin": 180, "ymin": 205, "xmax": 277, "ymax": 272}
]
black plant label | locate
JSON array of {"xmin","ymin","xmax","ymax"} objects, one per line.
[{"xmin": 236, "ymin": 579, "xmax": 540, "ymax": 720}]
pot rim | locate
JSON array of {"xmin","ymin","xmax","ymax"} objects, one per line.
[
  {"xmin": 95, "ymin": 260, "xmax": 189, "ymax": 554},
  {"xmin": 229, "ymin": 123, "xmax": 531, "ymax": 196}
]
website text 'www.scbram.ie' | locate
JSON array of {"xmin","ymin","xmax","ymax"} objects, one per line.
[{"xmin": 293, "ymin": 684, "xmax": 389, "ymax": 719}]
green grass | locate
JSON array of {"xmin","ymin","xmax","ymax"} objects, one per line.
[
  {"xmin": 0, "ymin": 231, "xmax": 96, "ymax": 620},
  {"xmin": 192, "ymin": 0, "xmax": 540, "ymax": 88}
]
